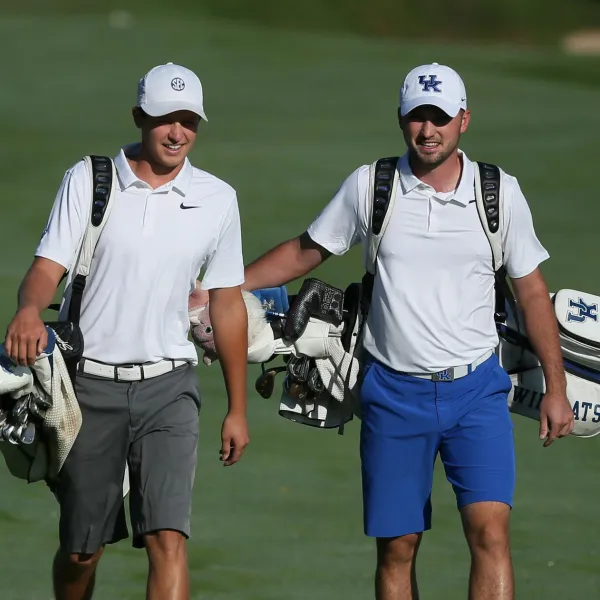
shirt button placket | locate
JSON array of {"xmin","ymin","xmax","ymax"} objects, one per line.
[{"xmin": 143, "ymin": 191, "xmax": 155, "ymax": 235}]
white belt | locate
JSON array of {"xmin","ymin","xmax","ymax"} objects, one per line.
[
  {"xmin": 404, "ymin": 349, "xmax": 494, "ymax": 382},
  {"xmin": 78, "ymin": 358, "xmax": 188, "ymax": 382}
]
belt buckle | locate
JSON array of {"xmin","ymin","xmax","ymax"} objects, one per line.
[{"xmin": 432, "ymin": 367, "xmax": 454, "ymax": 382}]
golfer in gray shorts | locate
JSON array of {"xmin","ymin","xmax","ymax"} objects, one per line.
[
  {"xmin": 60, "ymin": 364, "xmax": 201, "ymax": 552},
  {"xmin": 4, "ymin": 62, "xmax": 250, "ymax": 600}
]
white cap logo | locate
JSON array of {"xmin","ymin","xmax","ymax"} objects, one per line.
[
  {"xmin": 171, "ymin": 77, "xmax": 185, "ymax": 91},
  {"xmin": 418, "ymin": 75, "xmax": 443, "ymax": 93}
]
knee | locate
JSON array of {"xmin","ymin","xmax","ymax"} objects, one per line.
[
  {"xmin": 56, "ymin": 547, "xmax": 104, "ymax": 574},
  {"xmin": 467, "ymin": 522, "xmax": 510, "ymax": 557},
  {"xmin": 377, "ymin": 534, "xmax": 421, "ymax": 568},
  {"xmin": 145, "ymin": 530, "xmax": 187, "ymax": 563}
]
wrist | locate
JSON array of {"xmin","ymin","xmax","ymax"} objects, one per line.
[
  {"xmin": 545, "ymin": 385, "xmax": 567, "ymax": 396},
  {"xmin": 17, "ymin": 305, "xmax": 41, "ymax": 317},
  {"xmin": 227, "ymin": 404, "xmax": 247, "ymax": 417},
  {"xmin": 545, "ymin": 376, "xmax": 567, "ymax": 395}
]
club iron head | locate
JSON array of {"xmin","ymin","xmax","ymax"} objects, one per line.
[
  {"xmin": 255, "ymin": 366, "xmax": 287, "ymax": 399},
  {"xmin": 307, "ymin": 368, "xmax": 325, "ymax": 394},
  {"xmin": 286, "ymin": 355, "xmax": 311, "ymax": 383},
  {"xmin": 12, "ymin": 398, "xmax": 29, "ymax": 424},
  {"xmin": 19, "ymin": 422, "xmax": 36, "ymax": 445},
  {"xmin": 2, "ymin": 423, "xmax": 16, "ymax": 444}
]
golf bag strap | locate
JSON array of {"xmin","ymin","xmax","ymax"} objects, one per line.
[
  {"xmin": 474, "ymin": 161, "xmax": 509, "ymax": 323},
  {"xmin": 67, "ymin": 155, "xmax": 116, "ymax": 324},
  {"xmin": 362, "ymin": 156, "xmax": 400, "ymax": 316}
]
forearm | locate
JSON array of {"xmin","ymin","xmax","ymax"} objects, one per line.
[
  {"xmin": 244, "ymin": 233, "xmax": 329, "ymax": 291},
  {"xmin": 17, "ymin": 259, "xmax": 64, "ymax": 315},
  {"xmin": 210, "ymin": 293, "xmax": 248, "ymax": 415},
  {"xmin": 515, "ymin": 280, "xmax": 566, "ymax": 394}
]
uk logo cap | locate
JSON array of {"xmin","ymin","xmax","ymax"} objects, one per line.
[{"xmin": 399, "ymin": 63, "xmax": 467, "ymax": 118}]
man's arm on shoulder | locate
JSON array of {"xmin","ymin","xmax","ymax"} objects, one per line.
[
  {"xmin": 243, "ymin": 232, "xmax": 331, "ymax": 291},
  {"xmin": 244, "ymin": 166, "xmax": 364, "ymax": 291},
  {"xmin": 511, "ymin": 268, "xmax": 574, "ymax": 445},
  {"xmin": 208, "ymin": 285, "xmax": 250, "ymax": 466}
]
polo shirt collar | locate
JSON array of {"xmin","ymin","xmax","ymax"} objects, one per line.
[
  {"xmin": 113, "ymin": 143, "xmax": 193, "ymax": 196},
  {"xmin": 398, "ymin": 149, "xmax": 475, "ymax": 206}
]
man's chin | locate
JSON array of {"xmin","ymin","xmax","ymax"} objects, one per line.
[
  {"xmin": 413, "ymin": 149, "xmax": 445, "ymax": 166},
  {"xmin": 156, "ymin": 152, "xmax": 187, "ymax": 170}
]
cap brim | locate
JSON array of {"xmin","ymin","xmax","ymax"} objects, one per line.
[
  {"xmin": 141, "ymin": 101, "xmax": 208, "ymax": 122},
  {"xmin": 400, "ymin": 96, "xmax": 460, "ymax": 118}
]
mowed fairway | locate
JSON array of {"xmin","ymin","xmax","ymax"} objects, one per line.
[{"xmin": 0, "ymin": 11, "xmax": 599, "ymax": 600}]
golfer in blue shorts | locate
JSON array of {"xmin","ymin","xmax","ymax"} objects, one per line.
[{"xmin": 241, "ymin": 63, "xmax": 574, "ymax": 599}]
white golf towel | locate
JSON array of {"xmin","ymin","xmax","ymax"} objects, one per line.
[{"xmin": 0, "ymin": 331, "xmax": 82, "ymax": 483}]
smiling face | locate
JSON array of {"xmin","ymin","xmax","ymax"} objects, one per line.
[
  {"xmin": 133, "ymin": 108, "xmax": 200, "ymax": 173},
  {"xmin": 399, "ymin": 104, "xmax": 470, "ymax": 170}
]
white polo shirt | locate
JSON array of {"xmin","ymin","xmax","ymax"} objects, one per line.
[
  {"xmin": 36, "ymin": 144, "xmax": 245, "ymax": 366},
  {"xmin": 307, "ymin": 150, "xmax": 550, "ymax": 374}
]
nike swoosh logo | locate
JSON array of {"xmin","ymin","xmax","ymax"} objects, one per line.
[{"xmin": 180, "ymin": 203, "xmax": 200, "ymax": 210}]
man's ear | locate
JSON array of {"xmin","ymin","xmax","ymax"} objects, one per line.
[
  {"xmin": 132, "ymin": 107, "xmax": 144, "ymax": 129},
  {"xmin": 460, "ymin": 109, "xmax": 471, "ymax": 134},
  {"xmin": 397, "ymin": 107, "xmax": 405, "ymax": 131}
]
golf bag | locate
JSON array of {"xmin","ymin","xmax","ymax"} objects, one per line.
[
  {"xmin": 499, "ymin": 288, "xmax": 600, "ymax": 438},
  {"xmin": 0, "ymin": 155, "xmax": 117, "ymax": 485},
  {"xmin": 0, "ymin": 324, "xmax": 83, "ymax": 483}
]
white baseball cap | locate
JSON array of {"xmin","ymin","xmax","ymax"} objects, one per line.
[
  {"xmin": 399, "ymin": 63, "xmax": 467, "ymax": 118},
  {"xmin": 137, "ymin": 62, "xmax": 208, "ymax": 121}
]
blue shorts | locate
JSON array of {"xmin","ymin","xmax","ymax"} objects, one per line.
[{"xmin": 359, "ymin": 352, "xmax": 514, "ymax": 539}]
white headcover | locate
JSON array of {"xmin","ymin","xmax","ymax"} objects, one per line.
[{"xmin": 0, "ymin": 353, "xmax": 33, "ymax": 395}]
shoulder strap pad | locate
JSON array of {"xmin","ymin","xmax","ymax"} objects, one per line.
[
  {"xmin": 474, "ymin": 161, "xmax": 503, "ymax": 272},
  {"xmin": 366, "ymin": 156, "xmax": 400, "ymax": 275},
  {"xmin": 66, "ymin": 155, "xmax": 116, "ymax": 324},
  {"xmin": 72, "ymin": 155, "xmax": 116, "ymax": 278}
]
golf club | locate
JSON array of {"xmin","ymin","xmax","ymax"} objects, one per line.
[{"xmin": 255, "ymin": 366, "xmax": 287, "ymax": 399}]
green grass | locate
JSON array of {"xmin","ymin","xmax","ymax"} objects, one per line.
[
  {"xmin": 11, "ymin": 0, "xmax": 600, "ymax": 46},
  {"xmin": 1, "ymin": 10, "xmax": 600, "ymax": 600}
]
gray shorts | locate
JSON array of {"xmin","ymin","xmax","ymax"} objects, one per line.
[{"xmin": 53, "ymin": 363, "xmax": 201, "ymax": 553}]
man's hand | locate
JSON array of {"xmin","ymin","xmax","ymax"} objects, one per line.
[
  {"xmin": 4, "ymin": 257, "xmax": 65, "ymax": 366},
  {"xmin": 220, "ymin": 411, "xmax": 250, "ymax": 466},
  {"xmin": 4, "ymin": 307, "xmax": 48, "ymax": 366},
  {"xmin": 539, "ymin": 391, "xmax": 574, "ymax": 447},
  {"xmin": 189, "ymin": 281, "xmax": 209, "ymax": 311}
]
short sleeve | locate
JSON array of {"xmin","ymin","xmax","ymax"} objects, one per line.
[
  {"xmin": 306, "ymin": 166, "xmax": 366, "ymax": 255},
  {"xmin": 35, "ymin": 162, "xmax": 88, "ymax": 271},
  {"xmin": 200, "ymin": 193, "xmax": 245, "ymax": 290},
  {"xmin": 502, "ymin": 174, "xmax": 550, "ymax": 279}
]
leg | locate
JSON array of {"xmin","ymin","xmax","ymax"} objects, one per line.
[
  {"xmin": 359, "ymin": 357, "xmax": 441, "ymax": 599},
  {"xmin": 127, "ymin": 365, "xmax": 200, "ymax": 598},
  {"xmin": 52, "ymin": 374, "xmax": 131, "ymax": 599},
  {"xmin": 438, "ymin": 355, "xmax": 515, "ymax": 600},
  {"xmin": 144, "ymin": 530, "xmax": 189, "ymax": 600},
  {"xmin": 52, "ymin": 547, "xmax": 104, "ymax": 600},
  {"xmin": 461, "ymin": 502, "xmax": 513, "ymax": 600},
  {"xmin": 376, "ymin": 534, "xmax": 422, "ymax": 600}
]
